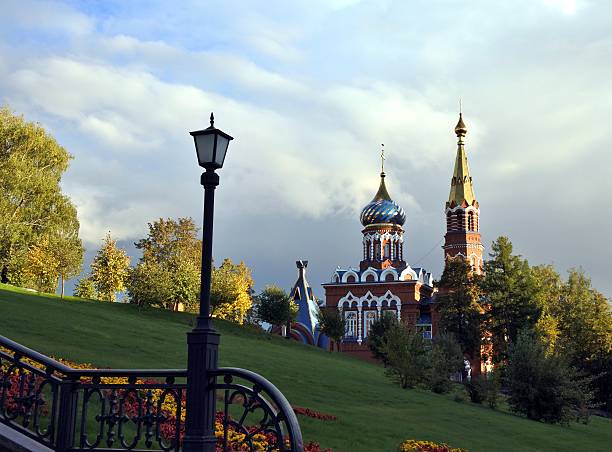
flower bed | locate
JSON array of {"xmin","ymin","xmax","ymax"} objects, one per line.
[
  {"xmin": 399, "ymin": 439, "xmax": 467, "ymax": 452},
  {"xmin": 293, "ymin": 406, "xmax": 337, "ymax": 421}
]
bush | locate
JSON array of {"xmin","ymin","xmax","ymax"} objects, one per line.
[
  {"xmin": 506, "ymin": 330, "xmax": 594, "ymax": 424},
  {"xmin": 464, "ymin": 373, "xmax": 499, "ymax": 407}
]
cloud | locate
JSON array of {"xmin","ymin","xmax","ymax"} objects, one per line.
[
  {"xmin": 0, "ymin": 0, "xmax": 611, "ymax": 298},
  {"xmin": 2, "ymin": 0, "xmax": 93, "ymax": 35}
]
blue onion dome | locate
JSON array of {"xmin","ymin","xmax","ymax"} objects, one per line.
[{"xmin": 360, "ymin": 172, "xmax": 406, "ymax": 226}]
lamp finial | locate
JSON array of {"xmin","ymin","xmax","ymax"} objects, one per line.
[{"xmin": 210, "ymin": 112, "xmax": 215, "ymax": 127}]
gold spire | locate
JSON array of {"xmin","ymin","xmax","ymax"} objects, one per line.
[
  {"xmin": 448, "ymin": 113, "xmax": 476, "ymax": 208},
  {"xmin": 374, "ymin": 144, "xmax": 391, "ymax": 201},
  {"xmin": 373, "ymin": 172, "xmax": 392, "ymax": 201}
]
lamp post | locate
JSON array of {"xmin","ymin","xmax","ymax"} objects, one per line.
[{"xmin": 183, "ymin": 113, "xmax": 234, "ymax": 452}]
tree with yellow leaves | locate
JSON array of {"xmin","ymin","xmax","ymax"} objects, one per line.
[
  {"xmin": 210, "ymin": 258, "xmax": 254, "ymax": 324},
  {"xmin": 23, "ymin": 236, "xmax": 59, "ymax": 293},
  {"xmin": 90, "ymin": 233, "xmax": 130, "ymax": 302}
]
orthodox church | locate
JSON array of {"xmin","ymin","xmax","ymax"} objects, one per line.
[{"xmin": 317, "ymin": 113, "xmax": 483, "ymax": 365}]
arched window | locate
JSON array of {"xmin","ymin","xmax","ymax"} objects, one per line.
[
  {"xmin": 384, "ymin": 242, "xmax": 390, "ymax": 259},
  {"xmin": 363, "ymin": 311, "xmax": 378, "ymax": 338},
  {"xmin": 366, "ymin": 274, "xmax": 375, "ymax": 282},
  {"xmin": 334, "ymin": 275, "xmax": 340, "ymax": 283},
  {"xmin": 446, "ymin": 212, "xmax": 452, "ymax": 229},
  {"xmin": 385, "ymin": 273, "xmax": 395, "ymax": 281},
  {"xmin": 344, "ymin": 311, "xmax": 357, "ymax": 337},
  {"xmin": 347, "ymin": 275, "xmax": 356, "ymax": 283}
]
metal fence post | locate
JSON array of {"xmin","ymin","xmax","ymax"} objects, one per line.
[{"xmin": 55, "ymin": 378, "xmax": 78, "ymax": 452}]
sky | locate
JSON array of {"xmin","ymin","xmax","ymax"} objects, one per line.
[{"xmin": 1, "ymin": 0, "xmax": 611, "ymax": 299}]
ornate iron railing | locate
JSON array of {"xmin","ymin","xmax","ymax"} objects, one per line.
[{"xmin": 0, "ymin": 335, "xmax": 303, "ymax": 451}]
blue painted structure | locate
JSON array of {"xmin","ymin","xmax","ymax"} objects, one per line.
[{"xmin": 287, "ymin": 260, "xmax": 329, "ymax": 349}]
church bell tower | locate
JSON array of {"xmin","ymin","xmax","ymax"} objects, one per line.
[{"xmin": 443, "ymin": 113, "xmax": 484, "ymax": 273}]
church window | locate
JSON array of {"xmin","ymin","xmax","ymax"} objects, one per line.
[
  {"xmin": 446, "ymin": 212, "xmax": 452, "ymax": 229},
  {"xmin": 363, "ymin": 311, "xmax": 378, "ymax": 338},
  {"xmin": 366, "ymin": 274, "xmax": 375, "ymax": 282},
  {"xmin": 344, "ymin": 311, "xmax": 357, "ymax": 337},
  {"xmin": 347, "ymin": 275, "xmax": 356, "ymax": 283},
  {"xmin": 385, "ymin": 273, "xmax": 395, "ymax": 281},
  {"xmin": 384, "ymin": 242, "xmax": 390, "ymax": 258}
]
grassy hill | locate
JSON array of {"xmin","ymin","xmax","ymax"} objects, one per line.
[{"xmin": 1, "ymin": 283, "xmax": 610, "ymax": 452}]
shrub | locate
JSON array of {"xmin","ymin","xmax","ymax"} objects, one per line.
[
  {"xmin": 464, "ymin": 373, "xmax": 499, "ymax": 407},
  {"xmin": 464, "ymin": 377, "xmax": 486, "ymax": 404}
]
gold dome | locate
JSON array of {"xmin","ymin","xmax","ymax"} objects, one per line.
[{"xmin": 454, "ymin": 113, "xmax": 467, "ymax": 137}]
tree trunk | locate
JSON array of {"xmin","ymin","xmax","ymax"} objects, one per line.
[
  {"xmin": 1, "ymin": 265, "xmax": 8, "ymax": 284},
  {"xmin": 61, "ymin": 276, "xmax": 65, "ymax": 298}
]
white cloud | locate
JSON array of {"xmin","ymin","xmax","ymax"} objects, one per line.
[
  {"xmin": 1, "ymin": 0, "xmax": 611, "ymax": 296},
  {"xmin": 3, "ymin": 0, "xmax": 93, "ymax": 35}
]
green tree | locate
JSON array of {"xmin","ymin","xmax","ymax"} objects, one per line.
[
  {"xmin": 256, "ymin": 285, "xmax": 297, "ymax": 333},
  {"xmin": 128, "ymin": 218, "xmax": 201, "ymax": 311},
  {"xmin": 367, "ymin": 311, "xmax": 398, "ymax": 364},
  {"xmin": 211, "ymin": 259, "xmax": 254, "ymax": 324},
  {"xmin": 127, "ymin": 261, "xmax": 172, "ymax": 308},
  {"xmin": 481, "ymin": 236, "xmax": 540, "ymax": 363},
  {"xmin": 0, "ymin": 107, "xmax": 80, "ymax": 285},
  {"xmin": 436, "ymin": 259, "xmax": 483, "ymax": 362},
  {"xmin": 317, "ymin": 309, "xmax": 346, "ymax": 352},
  {"xmin": 556, "ymin": 269, "xmax": 612, "ymax": 411},
  {"xmin": 384, "ymin": 324, "xmax": 430, "ymax": 389},
  {"xmin": 531, "ymin": 264, "xmax": 563, "ymax": 353},
  {"xmin": 90, "ymin": 233, "xmax": 130, "ymax": 302},
  {"xmin": 73, "ymin": 277, "xmax": 96, "ymax": 300},
  {"xmin": 507, "ymin": 329, "xmax": 593, "ymax": 424},
  {"xmin": 428, "ymin": 333, "xmax": 465, "ymax": 394}
]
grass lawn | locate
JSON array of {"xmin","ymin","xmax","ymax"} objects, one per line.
[{"xmin": 1, "ymin": 283, "xmax": 610, "ymax": 451}]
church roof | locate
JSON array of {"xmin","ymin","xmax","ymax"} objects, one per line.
[
  {"xmin": 291, "ymin": 260, "xmax": 321, "ymax": 335},
  {"xmin": 360, "ymin": 172, "xmax": 406, "ymax": 226},
  {"xmin": 448, "ymin": 113, "xmax": 477, "ymax": 208}
]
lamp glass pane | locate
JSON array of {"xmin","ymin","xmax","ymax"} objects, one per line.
[
  {"xmin": 214, "ymin": 135, "xmax": 230, "ymax": 166},
  {"xmin": 195, "ymin": 134, "xmax": 215, "ymax": 166}
]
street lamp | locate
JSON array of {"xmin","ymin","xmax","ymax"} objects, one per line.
[{"xmin": 183, "ymin": 113, "xmax": 234, "ymax": 452}]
